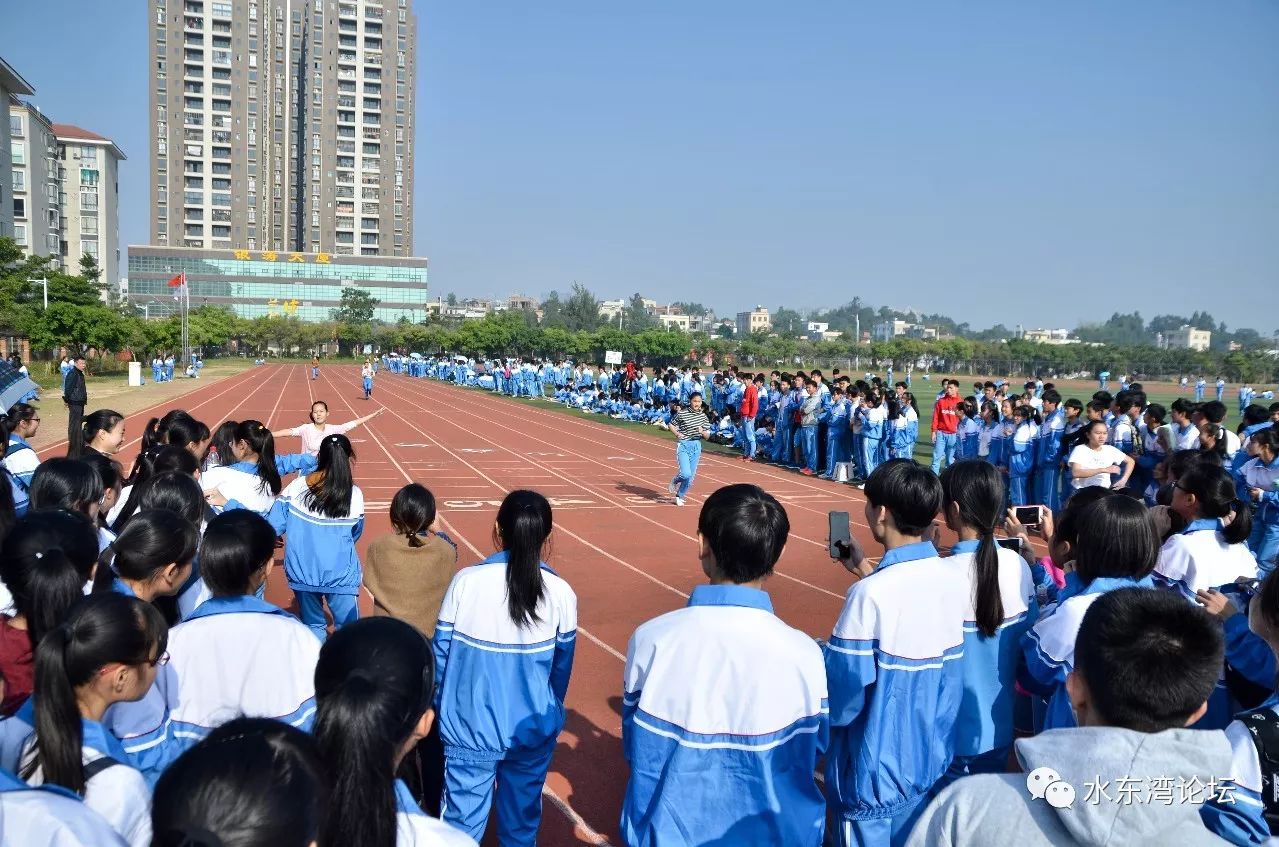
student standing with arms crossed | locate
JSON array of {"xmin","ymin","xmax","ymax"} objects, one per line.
[
  {"xmin": 666, "ymin": 392, "xmax": 711, "ymax": 507},
  {"xmin": 621, "ymin": 484, "xmax": 827, "ymax": 846},
  {"xmin": 825, "ymin": 460, "xmax": 968, "ymax": 847}
]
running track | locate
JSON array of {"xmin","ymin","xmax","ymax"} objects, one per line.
[{"xmin": 42, "ymin": 364, "xmax": 1049, "ymax": 845}]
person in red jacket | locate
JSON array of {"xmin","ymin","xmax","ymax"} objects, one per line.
[
  {"xmin": 931, "ymin": 380, "xmax": 963, "ymax": 473},
  {"xmin": 740, "ymin": 373, "xmax": 763, "ymax": 460}
]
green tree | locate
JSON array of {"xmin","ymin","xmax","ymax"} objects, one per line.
[
  {"xmin": 332, "ymin": 287, "xmax": 379, "ymax": 324},
  {"xmin": 772, "ymin": 307, "xmax": 805, "ymax": 337},
  {"xmin": 560, "ymin": 283, "xmax": 601, "ymax": 332},
  {"xmin": 623, "ymin": 293, "xmax": 657, "ymax": 332},
  {"xmin": 446, "ymin": 292, "xmax": 458, "ymax": 306},
  {"xmin": 671, "ymin": 301, "xmax": 707, "ymax": 317}
]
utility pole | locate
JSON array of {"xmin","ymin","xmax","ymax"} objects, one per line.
[{"xmin": 27, "ymin": 277, "xmax": 48, "ymax": 309}]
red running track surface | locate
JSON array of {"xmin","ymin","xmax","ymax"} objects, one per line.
[{"xmin": 69, "ymin": 364, "xmax": 1050, "ymax": 846}]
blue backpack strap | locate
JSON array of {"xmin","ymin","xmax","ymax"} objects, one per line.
[
  {"xmin": 1238, "ymin": 709, "xmax": 1279, "ymax": 834},
  {"xmin": 81, "ymin": 755, "xmax": 123, "ymax": 782}
]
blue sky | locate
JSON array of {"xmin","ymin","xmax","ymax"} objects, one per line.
[{"xmin": 4, "ymin": 1, "xmax": 1277, "ymax": 332}]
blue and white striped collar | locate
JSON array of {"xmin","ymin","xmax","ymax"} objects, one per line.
[
  {"xmin": 877, "ymin": 541, "xmax": 939, "ymax": 572},
  {"xmin": 688, "ymin": 584, "xmax": 773, "ymax": 613},
  {"xmin": 112, "ymin": 578, "xmax": 138, "ymax": 598},
  {"xmin": 1181, "ymin": 518, "xmax": 1223, "ymax": 535},
  {"xmin": 82, "ymin": 717, "xmax": 130, "ymax": 764},
  {"xmin": 394, "ymin": 779, "xmax": 424, "ymax": 817},
  {"xmin": 185, "ymin": 594, "xmax": 297, "ymax": 621},
  {"xmin": 478, "ymin": 550, "xmax": 557, "ymax": 576}
]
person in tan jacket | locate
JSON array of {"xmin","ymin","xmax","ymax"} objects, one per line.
[{"xmin": 363, "ymin": 483, "xmax": 457, "ymax": 638}]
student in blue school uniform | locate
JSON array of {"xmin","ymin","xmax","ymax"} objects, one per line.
[
  {"xmin": 937, "ymin": 462, "xmax": 1036, "ymax": 784},
  {"xmin": 771, "ymin": 376, "xmax": 797, "ymax": 465},
  {"xmin": 1020, "ymin": 495, "xmax": 1158, "ymax": 731},
  {"xmin": 1033, "ymin": 389, "xmax": 1067, "ymax": 513},
  {"xmin": 955, "ymin": 399, "xmax": 981, "ymax": 461},
  {"xmin": 1216, "ymin": 376, "xmax": 1227, "ymax": 401},
  {"xmin": 621, "ymin": 484, "xmax": 828, "ymax": 846},
  {"xmin": 0, "ymin": 763, "xmax": 130, "ymax": 845},
  {"xmin": 151, "ymin": 718, "xmax": 326, "ymax": 847},
  {"xmin": 433, "ymin": 491, "xmax": 576, "ymax": 846},
  {"xmin": 857, "ymin": 390, "xmax": 888, "ymax": 483},
  {"xmin": 819, "ymin": 386, "xmax": 852, "ymax": 479},
  {"xmin": 1241, "ymin": 428, "xmax": 1279, "ymax": 575},
  {"xmin": 314, "ymin": 618, "xmax": 478, "ymax": 847},
  {"xmin": 1195, "ymin": 376, "xmax": 1207, "ymax": 402},
  {"xmin": 256, "ymin": 434, "xmax": 363, "ymax": 640},
  {"xmin": 1007, "ymin": 405, "xmax": 1039, "ymax": 507},
  {"xmin": 797, "ymin": 380, "xmax": 822, "ymax": 475},
  {"xmin": 163, "ymin": 510, "xmax": 320, "ymax": 753},
  {"xmin": 17, "ymin": 593, "xmax": 166, "ymax": 846},
  {"xmin": 825, "ymin": 460, "xmax": 968, "ymax": 847}
]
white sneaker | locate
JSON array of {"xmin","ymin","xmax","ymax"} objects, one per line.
[
  {"xmin": 674, "ymin": 497, "xmax": 685, "ymax": 506},
  {"xmin": 667, "ymin": 480, "xmax": 678, "ymax": 495}
]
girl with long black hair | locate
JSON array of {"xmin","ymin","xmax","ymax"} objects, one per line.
[
  {"xmin": 213, "ymin": 433, "xmax": 364, "ymax": 640},
  {"xmin": 152, "ymin": 717, "xmax": 327, "ymax": 847},
  {"xmin": 118, "ymin": 471, "xmax": 215, "ymax": 619},
  {"xmin": 1154, "ymin": 460, "xmax": 1257, "ymax": 596},
  {"xmin": 2, "ymin": 402, "xmax": 40, "ymax": 517},
  {"xmin": 29, "ymin": 457, "xmax": 111, "ymax": 552},
  {"xmin": 938, "ymin": 461, "xmax": 1036, "ymax": 783},
  {"xmin": 18, "ymin": 593, "xmax": 167, "ymax": 846},
  {"xmin": 94, "ymin": 510, "xmax": 199, "ymax": 608},
  {"xmin": 433, "ymin": 490, "xmax": 576, "ymax": 845},
  {"xmin": 109, "ymin": 445, "xmax": 200, "ymax": 529},
  {"xmin": 0, "ymin": 510, "xmax": 99, "ymax": 716},
  {"xmin": 204, "ymin": 419, "xmax": 316, "ymax": 515},
  {"xmin": 82, "ymin": 410, "xmax": 126, "ymax": 459},
  {"xmin": 313, "ymin": 616, "xmax": 475, "ymax": 847},
  {"xmin": 164, "ymin": 510, "xmax": 320, "ymax": 753}
]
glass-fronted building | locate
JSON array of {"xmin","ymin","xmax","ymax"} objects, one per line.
[{"xmin": 126, "ymin": 245, "xmax": 428, "ymax": 322}]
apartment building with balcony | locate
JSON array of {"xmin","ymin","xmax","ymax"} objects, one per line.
[
  {"xmin": 55, "ymin": 125, "xmax": 126, "ymax": 288},
  {"xmin": 1, "ymin": 56, "xmax": 37, "ymax": 241},
  {"xmin": 8, "ymin": 101, "xmax": 61, "ymax": 264},
  {"xmin": 149, "ymin": 0, "xmax": 416, "ymax": 258}
]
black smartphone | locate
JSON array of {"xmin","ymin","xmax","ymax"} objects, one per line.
[
  {"xmin": 828, "ymin": 511, "xmax": 851, "ymax": 559},
  {"xmin": 996, "ymin": 537, "xmax": 1024, "ymax": 553},
  {"xmin": 1014, "ymin": 506, "xmax": 1041, "ymax": 527}
]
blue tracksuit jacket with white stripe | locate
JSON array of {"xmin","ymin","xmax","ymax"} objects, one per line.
[
  {"xmin": 946, "ymin": 541, "xmax": 1037, "ymax": 756},
  {"xmin": 432, "ymin": 552, "xmax": 577, "ymax": 761},
  {"xmin": 824, "ymin": 542, "xmax": 968, "ymax": 820},
  {"xmin": 261, "ymin": 477, "xmax": 365, "ymax": 594},
  {"xmin": 622, "ymin": 585, "xmax": 828, "ymax": 846}
]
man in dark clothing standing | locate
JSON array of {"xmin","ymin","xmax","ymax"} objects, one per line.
[{"xmin": 64, "ymin": 354, "xmax": 88, "ymax": 457}]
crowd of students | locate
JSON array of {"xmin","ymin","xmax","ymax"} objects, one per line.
[{"xmin": 3, "ymin": 357, "xmax": 1279, "ymax": 845}]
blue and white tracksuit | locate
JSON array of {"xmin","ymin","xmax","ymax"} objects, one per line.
[
  {"xmin": 165, "ymin": 595, "xmax": 319, "ymax": 748},
  {"xmin": 1007, "ymin": 422, "xmax": 1037, "ymax": 506},
  {"xmin": 0, "ymin": 764, "xmax": 130, "ymax": 847},
  {"xmin": 977, "ymin": 421, "xmax": 1004, "ymax": 467},
  {"xmin": 1153, "ymin": 519, "xmax": 1259, "ymax": 601},
  {"xmin": 260, "ymin": 477, "xmax": 365, "ymax": 640},
  {"xmin": 819, "ymin": 399, "xmax": 852, "ymax": 477},
  {"xmin": 1240, "ymin": 455, "xmax": 1279, "ymax": 575},
  {"xmin": 622, "ymin": 585, "xmax": 828, "ymax": 847},
  {"xmin": 859, "ymin": 404, "xmax": 887, "ymax": 479},
  {"xmin": 955, "ymin": 416, "xmax": 981, "ymax": 461},
  {"xmin": 1034, "ymin": 407, "xmax": 1066, "ymax": 513},
  {"xmin": 2, "ymin": 434, "xmax": 37, "ymax": 517},
  {"xmin": 1019, "ymin": 575, "xmax": 1155, "ymax": 732},
  {"xmin": 3, "ymin": 715, "xmax": 150, "ymax": 846},
  {"xmin": 824, "ymin": 542, "xmax": 968, "ymax": 847},
  {"xmin": 433, "ymin": 553, "xmax": 577, "ymax": 846},
  {"xmin": 941, "ymin": 542, "xmax": 1036, "ymax": 783}
]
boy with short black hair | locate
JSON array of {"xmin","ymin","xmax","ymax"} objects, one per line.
[
  {"xmin": 909, "ymin": 587, "xmax": 1245, "ymax": 846},
  {"xmin": 621, "ymin": 485, "xmax": 827, "ymax": 846},
  {"xmin": 826, "ymin": 460, "xmax": 967, "ymax": 846}
]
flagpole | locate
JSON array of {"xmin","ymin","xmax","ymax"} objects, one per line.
[{"xmin": 180, "ymin": 271, "xmax": 190, "ymax": 370}]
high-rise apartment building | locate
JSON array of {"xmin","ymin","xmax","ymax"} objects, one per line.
[
  {"xmin": 55, "ymin": 125, "xmax": 127, "ymax": 288},
  {"xmin": 1, "ymin": 56, "xmax": 37, "ymax": 241},
  {"xmin": 149, "ymin": 0, "xmax": 415, "ymax": 257},
  {"xmin": 8, "ymin": 101, "xmax": 61, "ymax": 262}
]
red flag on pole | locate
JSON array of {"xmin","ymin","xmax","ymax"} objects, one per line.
[{"xmin": 167, "ymin": 272, "xmax": 185, "ymax": 287}]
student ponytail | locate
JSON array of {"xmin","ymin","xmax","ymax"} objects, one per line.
[
  {"xmin": 1178, "ymin": 462, "xmax": 1253, "ymax": 545},
  {"xmin": 306, "ymin": 434, "xmax": 355, "ymax": 518},
  {"xmin": 114, "ymin": 446, "xmax": 201, "ymax": 532},
  {"xmin": 496, "ymin": 490, "xmax": 552, "ymax": 628},
  {"xmin": 201, "ymin": 510, "xmax": 277, "ymax": 597},
  {"xmin": 313, "ymin": 618, "xmax": 434, "ymax": 847},
  {"xmin": 235, "ymin": 420, "xmax": 282, "ymax": 496},
  {"xmin": 940, "ymin": 461, "xmax": 1006, "ymax": 638},
  {"xmin": 389, "ymin": 483, "xmax": 436, "ymax": 548},
  {"xmin": 24, "ymin": 593, "xmax": 168, "ymax": 795},
  {"xmin": 82, "ymin": 409, "xmax": 124, "ymax": 449},
  {"xmin": 94, "ymin": 509, "xmax": 200, "ymax": 596}
]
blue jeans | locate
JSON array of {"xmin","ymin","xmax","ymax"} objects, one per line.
[
  {"xmin": 743, "ymin": 416, "xmax": 756, "ymax": 458},
  {"xmin": 930, "ymin": 432, "xmax": 957, "ymax": 473},
  {"xmin": 296, "ymin": 591, "xmax": 359, "ymax": 641},
  {"xmin": 799, "ymin": 426, "xmax": 818, "ymax": 471},
  {"xmin": 443, "ymin": 743, "xmax": 556, "ymax": 846},
  {"xmin": 672, "ymin": 440, "xmax": 702, "ymax": 498}
]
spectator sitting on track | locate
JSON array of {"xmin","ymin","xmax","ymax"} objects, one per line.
[
  {"xmin": 621, "ymin": 484, "xmax": 827, "ymax": 846},
  {"xmin": 908, "ymin": 587, "xmax": 1241, "ymax": 846}
]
